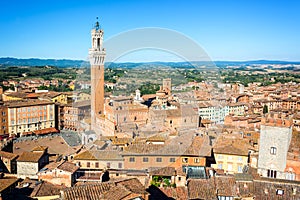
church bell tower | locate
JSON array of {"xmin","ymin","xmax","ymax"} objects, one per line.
[{"xmin": 89, "ymin": 18, "xmax": 106, "ymax": 128}]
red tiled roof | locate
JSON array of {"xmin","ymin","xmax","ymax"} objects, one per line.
[
  {"xmin": 30, "ymin": 181, "xmax": 66, "ymax": 198},
  {"xmin": 34, "ymin": 128, "xmax": 59, "ymax": 135},
  {"xmin": 0, "ymin": 178, "xmax": 19, "ymax": 193},
  {"xmin": 159, "ymin": 187, "xmax": 188, "ymax": 200},
  {"xmin": 17, "ymin": 151, "xmax": 44, "ymax": 162},
  {"xmin": 0, "ymin": 150, "xmax": 18, "ymax": 160},
  {"xmin": 57, "ymin": 161, "xmax": 79, "ymax": 173},
  {"xmin": 149, "ymin": 167, "xmax": 176, "ymax": 176}
]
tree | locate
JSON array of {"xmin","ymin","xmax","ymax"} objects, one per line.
[{"xmin": 263, "ymin": 105, "xmax": 268, "ymax": 114}]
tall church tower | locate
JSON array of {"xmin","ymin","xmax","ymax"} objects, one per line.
[{"xmin": 89, "ymin": 18, "xmax": 106, "ymax": 128}]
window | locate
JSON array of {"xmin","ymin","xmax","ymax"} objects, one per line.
[
  {"xmin": 276, "ymin": 189, "xmax": 284, "ymax": 195},
  {"xmin": 156, "ymin": 157, "xmax": 162, "ymax": 162},
  {"xmin": 87, "ymin": 162, "xmax": 90, "ymax": 167},
  {"xmin": 238, "ymin": 165, "xmax": 243, "ymax": 173},
  {"xmin": 218, "ymin": 155, "xmax": 223, "ymax": 159},
  {"xmin": 194, "ymin": 158, "xmax": 200, "ymax": 163},
  {"xmin": 129, "ymin": 157, "xmax": 135, "ymax": 162},
  {"xmin": 118, "ymin": 162, "xmax": 122, "ymax": 169},
  {"xmin": 267, "ymin": 169, "xmax": 277, "ymax": 178},
  {"xmin": 143, "ymin": 157, "xmax": 149, "ymax": 162},
  {"xmin": 238, "ymin": 157, "xmax": 243, "ymax": 162},
  {"xmin": 218, "ymin": 196, "xmax": 233, "ymax": 200},
  {"xmin": 107, "ymin": 162, "xmax": 110, "ymax": 168},
  {"xmin": 218, "ymin": 163, "xmax": 223, "ymax": 169},
  {"xmin": 286, "ymin": 172, "xmax": 295, "ymax": 180},
  {"xmin": 227, "ymin": 164, "xmax": 233, "ymax": 172},
  {"xmin": 182, "ymin": 158, "xmax": 188, "ymax": 163},
  {"xmin": 170, "ymin": 158, "xmax": 175, "ymax": 162},
  {"xmin": 178, "ymin": 177, "xmax": 181, "ymax": 181},
  {"xmin": 270, "ymin": 147, "xmax": 277, "ymax": 155},
  {"xmin": 95, "ymin": 162, "xmax": 99, "ymax": 168}
]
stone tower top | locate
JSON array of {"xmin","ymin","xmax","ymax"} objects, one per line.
[{"xmin": 89, "ymin": 18, "xmax": 106, "ymax": 66}]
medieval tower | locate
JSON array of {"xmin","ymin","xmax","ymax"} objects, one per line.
[{"xmin": 89, "ymin": 19, "xmax": 106, "ymax": 129}]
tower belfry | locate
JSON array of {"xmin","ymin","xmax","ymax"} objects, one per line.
[{"xmin": 89, "ymin": 18, "xmax": 106, "ymax": 128}]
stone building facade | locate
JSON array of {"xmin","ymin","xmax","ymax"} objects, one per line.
[{"xmin": 258, "ymin": 114, "xmax": 293, "ymax": 179}]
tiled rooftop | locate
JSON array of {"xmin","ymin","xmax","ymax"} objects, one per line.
[
  {"xmin": 14, "ymin": 135, "xmax": 81, "ymax": 156},
  {"xmin": 0, "ymin": 150, "xmax": 18, "ymax": 160},
  {"xmin": 17, "ymin": 151, "xmax": 44, "ymax": 162}
]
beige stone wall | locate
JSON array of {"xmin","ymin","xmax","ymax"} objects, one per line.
[{"xmin": 17, "ymin": 162, "xmax": 39, "ymax": 179}]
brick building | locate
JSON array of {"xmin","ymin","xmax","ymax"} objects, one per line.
[
  {"xmin": 37, "ymin": 161, "xmax": 79, "ymax": 187},
  {"xmin": 4, "ymin": 100, "xmax": 56, "ymax": 137}
]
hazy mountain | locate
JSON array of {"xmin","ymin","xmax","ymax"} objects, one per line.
[
  {"xmin": 0, "ymin": 57, "xmax": 88, "ymax": 68},
  {"xmin": 0, "ymin": 57, "xmax": 300, "ymax": 68}
]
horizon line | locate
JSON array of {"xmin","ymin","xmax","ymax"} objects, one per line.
[{"xmin": 1, "ymin": 56, "xmax": 300, "ymax": 64}]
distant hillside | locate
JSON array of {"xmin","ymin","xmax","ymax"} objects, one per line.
[
  {"xmin": 0, "ymin": 57, "xmax": 88, "ymax": 68},
  {"xmin": 0, "ymin": 57, "xmax": 300, "ymax": 68}
]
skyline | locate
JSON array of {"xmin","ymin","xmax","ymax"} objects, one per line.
[{"xmin": 0, "ymin": 0, "xmax": 300, "ymax": 62}]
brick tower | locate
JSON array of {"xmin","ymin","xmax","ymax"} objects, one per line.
[{"xmin": 89, "ymin": 18, "xmax": 106, "ymax": 128}]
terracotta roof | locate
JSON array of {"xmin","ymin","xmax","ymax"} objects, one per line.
[
  {"xmin": 13, "ymin": 135, "xmax": 81, "ymax": 156},
  {"xmin": 111, "ymin": 137, "xmax": 132, "ymax": 145},
  {"xmin": 74, "ymin": 150, "xmax": 123, "ymax": 161},
  {"xmin": 215, "ymin": 176, "xmax": 237, "ymax": 196},
  {"xmin": 32, "ymin": 146, "xmax": 48, "ymax": 152},
  {"xmin": 124, "ymin": 132, "xmax": 212, "ymax": 157},
  {"xmin": 61, "ymin": 178, "xmax": 147, "ymax": 200},
  {"xmin": 188, "ymin": 175, "xmax": 237, "ymax": 199},
  {"xmin": 185, "ymin": 135, "xmax": 211, "ymax": 157},
  {"xmin": 234, "ymin": 173, "xmax": 253, "ymax": 182},
  {"xmin": 101, "ymin": 185, "xmax": 132, "ymax": 199},
  {"xmin": 3, "ymin": 92, "xmax": 27, "ymax": 99},
  {"xmin": 213, "ymin": 137, "xmax": 250, "ymax": 156},
  {"xmin": 67, "ymin": 100, "xmax": 90, "ymax": 108},
  {"xmin": 57, "ymin": 161, "xmax": 79, "ymax": 173},
  {"xmin": 34, "ymin": 128, "xmax": 59, "ymax": 135},
  {"xmin": 0, "ymin": 150, "xmax": 18, "ymax": 160},
  {"xmin": 30, "ymin": 181, "xmax": 66, "ymax": 198},
  {"xmin": 115, "ymin": 178, "xmax": 148, "ymax": 195},
  {"xmin": 188, "ymin": 178, "xmax": 216, "ymax": 199},
  {"xmin": 156, "ymin": 187, "xmax": 188, "ymax": 200},
  {"xmin": 142, "ymin": 94, "xmax": 156, "ymax": 100},
  {"xmin": 214, "ymin": 144, "xmax": 249, "ymax": 156},
  {"xmin": 4, "ymin": 99, "xmax": 54, "ymax": 108},
  {"xmin": 61, "ymin": 182, "xmax": 114, "ymax": 200},
  {"xmin": 17, "ymin": 151, "xmax": 44, "ymax": 162},
  {"xmin": 149, "ymin": 167, "xmax": 176, "ymax": 176},
  {"xmin": 74, "ymin": 150, "xmax": 96, "ymax": 160},
  {"xmin": 146, "ymin": 135, "xmax": 166, "ymax": 142},
  {"xmin": 0, "ymin": 177, "xmax": 19, "ymax": 193}
]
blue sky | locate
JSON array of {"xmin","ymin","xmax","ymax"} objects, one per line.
[{"xmin": 0, "ymin": 0, "xmax": 299, "ymax": 61}]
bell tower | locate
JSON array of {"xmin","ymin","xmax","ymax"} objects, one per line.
[{"xmin": 89, "ymin": 18, "xmax": 106, "ymax": 128}]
